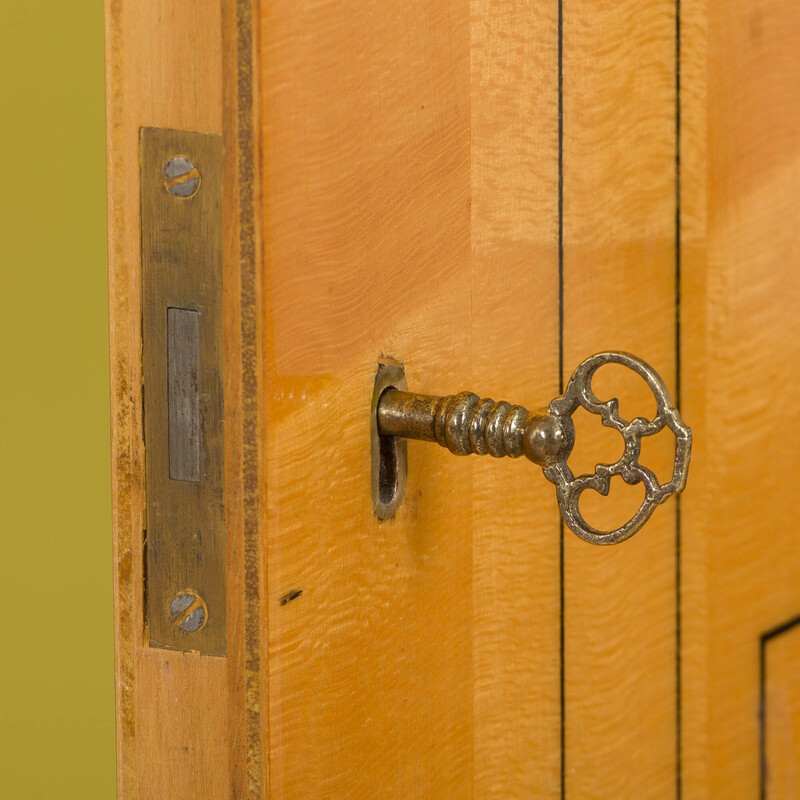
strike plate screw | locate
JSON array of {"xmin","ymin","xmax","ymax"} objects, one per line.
[
  {"xmin": 169, "ymin": 590, "xmax": 208, "ymax": 633},
  {"xmin": 163, "ymin": 156, "xmax": 200, "ymax": 198}
]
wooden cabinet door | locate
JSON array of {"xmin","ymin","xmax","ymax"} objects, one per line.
[{"xmin": 106, "ymin": 0, "xmax": 800, "ymax": 797}]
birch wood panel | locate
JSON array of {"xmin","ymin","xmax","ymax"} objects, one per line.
[
  {"xmin": 257, "ymin": 2, "xmax": 474, "ymax": 797},
  {"xmin": 470, "ymin": 1, "xmax": 561, "ymax": 796},
  {"xmin": 682, "ymin": 1, "xmax": 800, "ymax": 797},
  {"xmin": 105, "ymin": 1, "xmax": 248, "ymax": 797},
  {"xmin": 561, "ymin": 2, "xmax": 679, "ymax": 797}
]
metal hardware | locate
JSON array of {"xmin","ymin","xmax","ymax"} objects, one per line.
[
  {"xmin": 375, "ymin": 351, "xmax": 691, "ymax": 545},
  {"xmin": 141, "ymin": 128, "xmax": 225, "ymax": 655},
  {"xmin": 167, "ymin": 308, "xmax": 201, "ymax": 482},
  {"xmin": 169, "ymin": 590, "xmax": 208, "ymax": 633},
  {"xmin": 163, "ymin": 155, "xmax": 201, "ymax": 197},
  {"xmin": 371, "ymin": 362, "xmax": 408, "ymax": 520}
]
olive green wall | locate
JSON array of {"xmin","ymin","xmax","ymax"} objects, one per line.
[{"xmin": 0, "ymin": 1, "xmax": 115, "ymax": 797}]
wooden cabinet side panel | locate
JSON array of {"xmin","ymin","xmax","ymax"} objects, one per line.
[
  {"xmin": 105, "ymin": 1, "xmax": 255, "ymax": 797},
  {"xmin": 685, "ymin": 1, "xmax": 800, "ymax": 796},
  {"xmin": 257, "ymin": 2, "xmax": 474, "ymax": 798},
  {"xmin": 562, "ymin": 2, "xmax": 680, "ymax": 795},
  {"xmin": 470, "ymin": 2, "xmax": 561, "ymax": 797}
]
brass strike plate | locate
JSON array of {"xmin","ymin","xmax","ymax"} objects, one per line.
[{"xmin": 141, "ymin": 128, "xmax": 225, "ymax": 655}]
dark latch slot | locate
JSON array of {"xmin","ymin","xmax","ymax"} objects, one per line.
[{"xmin": 167, "ymin": 307, "xmax": 201, "ymax": 483}]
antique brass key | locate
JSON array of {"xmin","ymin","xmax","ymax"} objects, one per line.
[{"xmin": 372, "ymin": 352, "xmax": 691, "ymax": 545}]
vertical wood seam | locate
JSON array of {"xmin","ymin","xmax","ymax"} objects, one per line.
[
  {"xmin": 557, "ymin": 0, "xmax": 566, "ymax": 791},
  {"xmin": 105, "ymin": 0, "xmax": 137, "ymax": 796},
  {"xmin": 675, "ymin": 0, "xmax": 683, "ymax": 795},
  {"xmin": 235, "ymin": 0, "xmax": 265, "ymax": 796}
]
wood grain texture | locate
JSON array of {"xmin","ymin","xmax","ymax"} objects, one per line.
[
  {"xmin": 562, "ymin": 2, "xmax": 679, "ymax": 796},
  {"xmin": 681, "ymin": 0, "xmax": 800, "ymax": 797},
  {"xmin": 221, "ymin": 0, "xmax": 267, "ymax": 796},
  {"xmin": 470, "ymin": 1, "xmax": 560, "ymax": 796},
  {"xmin": 105, "ymin": 0, "xmax": 241, "ymax": 797},
  {"xmin": 257, "ymin": 2, "xmax": 473, "ymax": 797}
]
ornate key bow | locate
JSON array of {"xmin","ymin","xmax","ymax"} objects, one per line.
[{"xmin": 543, "ymin": 352, "xmax": 691, "ymax": 544}]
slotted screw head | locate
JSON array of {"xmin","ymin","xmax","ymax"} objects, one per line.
[
  {"xmin": 163, "ymin": 156, "xmax": 200, "ymax": 198},
  {"xmin": 169, "ymin": 590, "xmax": 208, "ymax": 633}
]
